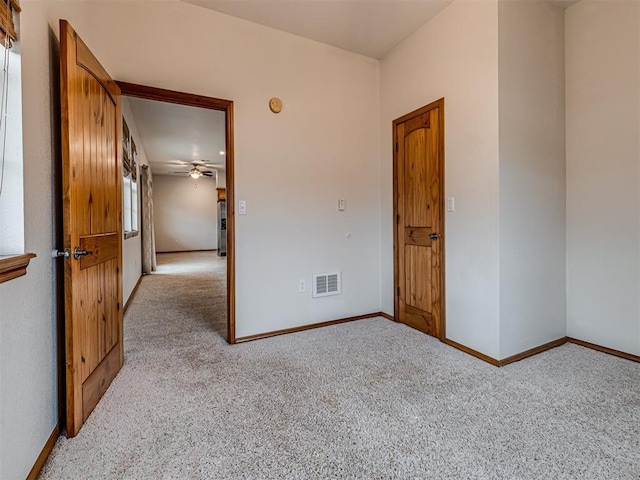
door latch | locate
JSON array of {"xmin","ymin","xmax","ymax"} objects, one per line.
[
  {"xmin": 429, "ymin": 233, "xmax": 440, "ymax": 240},
  {"xmin": 52, "ymin": 248, "xmax": 71, "ymax": 260},
  {"xmin": 73, "ymin": 247, "xmax": 94, "ymax": 260}
]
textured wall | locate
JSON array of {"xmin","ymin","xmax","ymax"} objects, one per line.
[
  {"xmin": 498, "ymin": 0, "xmax": 567, "ymax": 358},
  {"xmin": 84, "ymin": 1, "xmax": 381, "ymax": 338},
  {"xmin": 153, "ymin": 174, "xmax": 218, "ymax": 253},
  {"xmin": 380, "ymin": 0, "xmax": 501, "ymax": 358},
  {"xmin": 566, "ymin": 0, "xmax": 640, "ymax": 355}
]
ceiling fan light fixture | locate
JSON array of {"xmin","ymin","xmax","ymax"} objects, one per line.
[{"xmin": 190, "ymin": 168, "xmax": 201, "ymax": 179}]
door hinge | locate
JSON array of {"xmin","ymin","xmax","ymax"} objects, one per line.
[
  {"xmin": 396, "ymin": 214, "xmax": 400, "ymax": 225},
  {"xmin": 397, "ymin": 286, "xmax": 400, "ymax": 297}
]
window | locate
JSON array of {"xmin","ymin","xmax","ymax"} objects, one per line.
[
  {"xmin": 0, "ymin": 0, "xmax": 34, "ymax": 283},
  {"xmin": 122, "ymin": 118, "xmax": 138, "ymax": 238},
  {"xmin": 123, "ymin": 174, "xmax": 132, "ymax": 232},
  {"xmin": 0, "ymin": 0, "xmax": 24, "ymax": 256},
  {"xmin": 131, "ymin": 175, "xmax": 138, "ymax": 231}
]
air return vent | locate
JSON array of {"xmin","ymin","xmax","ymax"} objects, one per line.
[{"xmin": 312, "ymin": 272, "xmax": 341, "ymax": 298}]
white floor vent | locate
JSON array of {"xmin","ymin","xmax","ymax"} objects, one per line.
[{"xmin": 312, "ymin": 272, "xmax": 341, "ymax": 298}]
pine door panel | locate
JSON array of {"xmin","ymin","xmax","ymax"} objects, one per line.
[
  {"xmin": 405, "ymin": 127, "xmax": 432, "ymax": 228},
  {"xmin": 405, "ymin": 244, "xmax": 432, "ymax": 311}
]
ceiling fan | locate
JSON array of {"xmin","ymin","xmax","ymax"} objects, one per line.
[{"xmin": 172, "ymin": 161, "xmax": 219, "ymax": 179}]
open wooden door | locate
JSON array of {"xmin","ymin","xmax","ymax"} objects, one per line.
[
  {"xmin": 393, "ymin": 98, "xmax": 445, "ymax": 339},
  {"xmin": 60, "ymin": 20, "xmax": 123, "ymax": 437}
]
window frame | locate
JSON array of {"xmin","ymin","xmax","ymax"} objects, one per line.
[{"xmin": 122, "ymin": 117, "xmax": 138, "ymax": 239}]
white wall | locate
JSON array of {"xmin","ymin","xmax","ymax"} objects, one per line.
[
  {"xmin": 121, "ymin": 96, "xmax": 148, "ymax": 303},
  {"xmin": 380, "ymin": 0, "xmax": 501, "ymax": 358},
  {"xmin": 216, "ymin": 169, "xmax": 226, "ymax": 189},
  {"xmin": 497, "ymin": 0, "xmax": 566, "ymax": 358},
  {"xmin": 566, "ymin": 0, "xmax": 640, "ymax": 355},
  {"xmin": 153, "ymin": 174, "xmax": 218, "ymax": 252},
  {"xmin": 84, "ymin": 1, "xmax": 381, "ymax": 338}
]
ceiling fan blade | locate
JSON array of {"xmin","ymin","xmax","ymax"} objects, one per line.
[
  {"xmin": 202, "ymin": 171, "xmax": 214, "ymax": 177},
  {"xmin": 195, "ymin": 160, "xmax": 224, "ymax": 168},
  {"xmin": 172, "ymin": 171, "xmax": 188, "ymax": 174}
]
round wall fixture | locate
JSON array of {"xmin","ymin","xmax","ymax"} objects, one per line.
[{"xmin": 269, "ymin": 97, "xmax": 283, "ymax": 114}]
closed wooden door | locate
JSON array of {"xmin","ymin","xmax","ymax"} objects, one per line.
[
  {"xmin": 60, "ymin": 20, "xmax": 123, "ymax": 437},
  {"xmin": 393, "ymin": 99, "xmax": 444, "ymax": 338}
]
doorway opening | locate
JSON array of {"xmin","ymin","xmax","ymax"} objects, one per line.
[{"xmin": 117, "ymin": 82, "xmax": 236, "ymax": 344}]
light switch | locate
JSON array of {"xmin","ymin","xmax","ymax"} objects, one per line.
[
  {"xmin": 338, "ymin": 199, "xmax": 346, "ymax": 211},
  {"xmin": 447, "ymin": 197, "xmax": 455, "ymax": 212},
  {"xmin": 239, "ymin": 200, "xmax": 247, "ymax": 215}
]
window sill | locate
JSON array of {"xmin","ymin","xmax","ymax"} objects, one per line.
[
  {"xmin": 124, "ymin": 231, "xmax": 139, "ymax": 240},
  {"xmin": 0, "ymin": 253, "xmax": 37, "ymax": 284}
]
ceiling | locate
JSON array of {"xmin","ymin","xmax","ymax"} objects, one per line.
[
  {"xmin": 181, "ymin": 0, "xmax": 453, "ymax": 59},
  {"xmin": 126, "ymin": 97, "xmax": 226, "ymax": 177}
]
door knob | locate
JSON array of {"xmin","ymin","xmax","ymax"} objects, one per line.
[
  {"xmin": 429, "ymin": 233, "xmax": 440, "ymax": 240},
  {"xmin": 73, "ymin": 247, "xmax": 94, "ymax": 260}
]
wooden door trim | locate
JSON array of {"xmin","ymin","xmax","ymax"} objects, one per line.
[
  {"xmin": 392, "ymin": 97, "xmax": 446, "ymax": 341},
  {"xmin": 116, "ymin": 82, "xmax": 236, "ymax": 344}
]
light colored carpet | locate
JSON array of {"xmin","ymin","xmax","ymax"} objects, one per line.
[{"xmin": 40, "ymin": 252, "xmax": 640, "ymax": 479}]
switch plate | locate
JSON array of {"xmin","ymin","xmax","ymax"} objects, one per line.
[
  {"xmin": 447, "ymin": 197, "xmax": 455, "ymax": 212},
  {"xmin": 338, "ymin": 199, "xmax": 346, "ymax": 211},
  {"xmin": 298, "ymin": 279, "xmax": 306, "ymax": 293},
  {"xmin": 239, "ymin": 200, "xmax": 247, "ymax": 215}
]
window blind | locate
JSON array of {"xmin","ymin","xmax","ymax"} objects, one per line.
[{"xmin": 0, "ymin": 0, "xmax": 19, "ymax": 47}]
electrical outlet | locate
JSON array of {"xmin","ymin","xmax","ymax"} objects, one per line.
[{"xmin": 298, "ymin": 279, "xmax": 306, "ymax": 293}]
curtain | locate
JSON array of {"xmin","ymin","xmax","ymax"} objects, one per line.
[{"xmin": 140, "ymin": 164, "xmax": 157, "ymax": 274}]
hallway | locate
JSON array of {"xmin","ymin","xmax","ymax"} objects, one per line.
[{"xmin": 127, "ymin": 252, "xmax": 228, "ymax": 345}]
